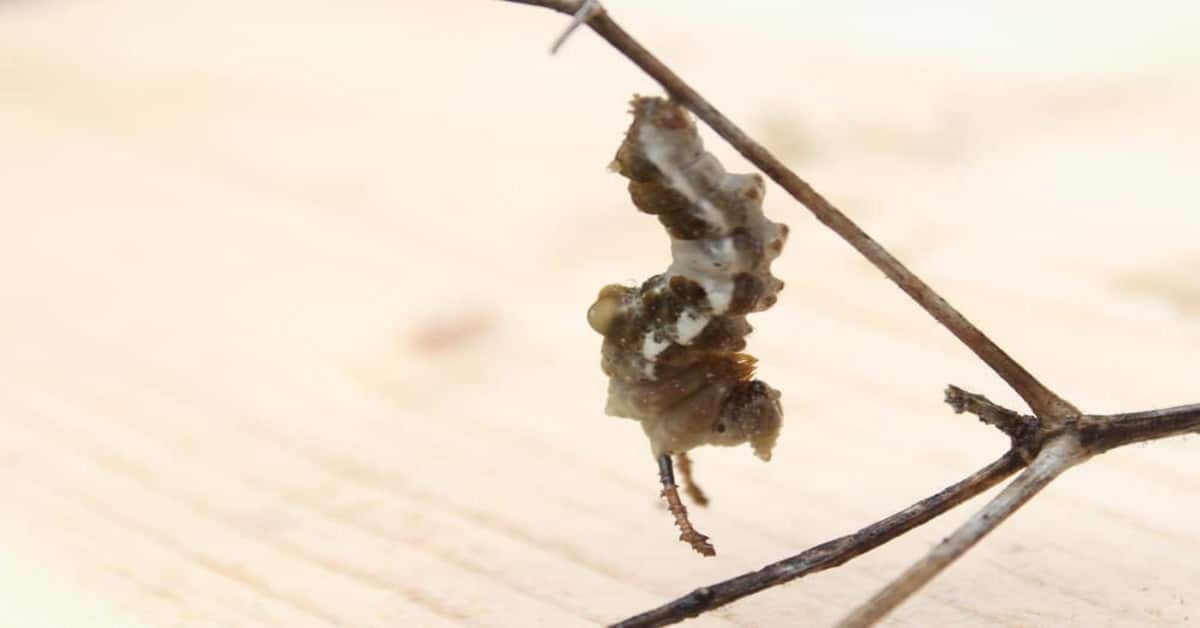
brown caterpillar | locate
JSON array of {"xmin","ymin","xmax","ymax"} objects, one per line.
[{"xmin": 588, "ymin": 97, "xmax": 789, "ymax": 555}]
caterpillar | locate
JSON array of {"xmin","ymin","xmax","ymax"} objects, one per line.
[{"xmin": 587, "ymin": 96, "xmax": 789, "ymax": 555}]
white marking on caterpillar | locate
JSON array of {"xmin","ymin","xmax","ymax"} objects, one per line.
[
  {"xmin": 636, "ymin": 122, "xmax": 729, "ymax": 233},
  {"xmin": 641, "ymin": 332, "xmax": 671, "ymax": 361},
  {"xmin": 673, "ymin": 310, "xmax": 710, "ymax": 345}
]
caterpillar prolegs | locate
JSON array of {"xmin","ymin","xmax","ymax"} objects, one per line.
[{"xmin": 588, "ymin": 97, "xmax": 789, "ymax": 555}]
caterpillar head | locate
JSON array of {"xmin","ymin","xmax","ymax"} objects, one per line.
[{"xmin": 712, "ymin": 380, "xmax": 783, "ymax": 461}]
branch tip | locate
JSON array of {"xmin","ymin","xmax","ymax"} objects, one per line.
[
  {"xmin": 945, "ymin": 384, "xmax": 1038, "ymax": 446},
  {"xmin": 548, "ymin": 0, "xmax": 601, "ymax": 54}
]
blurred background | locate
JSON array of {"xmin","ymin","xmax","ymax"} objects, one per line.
[{"xmin": 1, "ymin": 1, "xmax": 1198, "ymax": 626}]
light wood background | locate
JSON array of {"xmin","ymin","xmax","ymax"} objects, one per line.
[{"xmin": 1, "ymin": 1, "xmax": 1198, "ymax": 626}]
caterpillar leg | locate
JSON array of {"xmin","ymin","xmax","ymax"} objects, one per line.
[
  {"xmin": 657, "ymin": 454, "xmax": 716, "ymax": 557},
  {"xmin": 674, "ymin": 452, "xmax": 709, "ymax": 507}
]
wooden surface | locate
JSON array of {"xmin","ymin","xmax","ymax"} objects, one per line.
[{"xmin": 1, "ymin": 2, "xmax": 1198, "ymax": 626}]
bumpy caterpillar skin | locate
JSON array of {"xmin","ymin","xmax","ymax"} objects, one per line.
[{"xmin": 588, "ymin": 97, "xmax": 789, "ymax": 462}]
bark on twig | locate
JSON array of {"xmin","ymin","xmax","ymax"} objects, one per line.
[
  {"xmin": 1081, "ymin": 404, "xmax": 1200, "ymax": 453},
  {"xmin": 945, "ymin": 385, "xmax": 1042, "ymax": 460}
]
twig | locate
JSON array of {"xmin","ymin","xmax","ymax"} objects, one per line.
[
  {"xmin": 944, "ymin": 385, "xmax": 1032, "ymax": 438},
  {"xmin": 945, "ymin": 385, "xmax": 1041, "ymax": 459},
  {"xmin": 613, "ymin": 449, "xmax": 1025, "ymax": 627},
  {"xmin": 503, "ymin": 0, "xmax": 1077, "ymax": 422},
  {"xmin": 547, "ymin": 0, "xmax": 600, "ymax": 54},
  {"xmin": 1081, "ymin": 403, "xmax": 1200, "ymax": 453},
  {"xmin": 835, "ymin": 434, "xmax": 1088, "ymax": 628}
]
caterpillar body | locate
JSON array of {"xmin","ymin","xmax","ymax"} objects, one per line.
[{"xmin": 588, "ymin": 97, "xmax": 789, "ymax": 463}]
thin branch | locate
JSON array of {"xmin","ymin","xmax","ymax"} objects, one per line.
[
  {"xmin": 945, "ymin": 385, "xmax": 1042, "ymax": 459},
  {"xmin": 1081, "ymin": 403, "xmax": 1200, "ymax": 453},
  {"xmin": 612, "ymin": 450, "xmax": 1025, "ymax": 628},
  {"xmin": 503, "ymin": 0, "xmax": 1077, "ymax": 421},
  {"xmin": 547, "ymin": 0, "xmax": 599, "ymax": 54},
  {"xmin": 836, "ymin": 434, "xmax": 1088, "ymax": 627},
  {"xmin": 944, "ymin": 385, "xmax": 1032, "ymax": 438}
]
